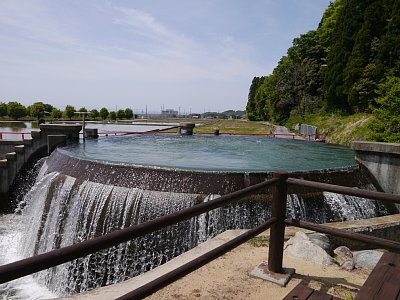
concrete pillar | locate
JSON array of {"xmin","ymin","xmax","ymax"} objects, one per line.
[
  {"xmin": 85, "ymin": 128, "xmax": 98, "ymax": 138},
  {"xmin": 5, "ymin": 152, "xmax": 16, "ymax": 188},
  {"xmin": 179, "ymin": 123, "xmax": 195, "ymax": 135},
  {"xmin": 31, "ymin": 131, "xmax": 41, "ymax": 140},
  {"xmin": 14, "ymin": 145, "xmax": 25, "ymax": 171},
  {"xmin": 31, "ymin": 130, "xmax": 44, "ymax": 156},
  {"xmin": 0, "ymin": 159, "xmax": 8, "ymax": 193},
  {"xmin": 47, "ymin": 135, "xmax": 67, "ymax": 154}
]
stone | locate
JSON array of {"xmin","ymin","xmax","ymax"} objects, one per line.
[
  {"xmin": 284, "ymin": 232, "xmax": 335, "ymax": 265},
  {"xmin": 353, "ymin": 250, "xmax": 383, "ymax": 269},
  {"xmin": 334, "ymin": 246, "xmax": 353, "ymax": 258},
  {"xmin": 340, "ymin": 259, "xmax": 355, "ymax": 271},
  {"xmin": 334, "ymin": 246, "xmax": 353, "ymax": 265},
  {"xmin": 307, "ymin": 232, "xmax": 331, "ymax": 253}
]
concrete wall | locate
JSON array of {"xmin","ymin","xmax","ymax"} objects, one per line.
[
  {"xmin": 299, "ymin": 124, "xmax": 317, "ymax": 136},
  {"xmin": 326, "ymin": 213, "xmax": 400, "ymax": 250},
  {"xmin": 0, "ymin": 131, "xmax": 45, "ymax": 194},
  {"xmin": 351, "ymin": 141, "xmax": 400, "ymax": 195},
  {"xmin": 0, "ymin": 124, "xmax": 82, "ymax": 194}
]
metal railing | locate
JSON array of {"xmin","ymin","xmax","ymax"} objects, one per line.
[
  {"xmin": 0, "ymin": 131, "xmax": 32, "ymax": 140},
  {"xmin": 0, "ymin": 172, "xmax": 399, "ymax": 299}
]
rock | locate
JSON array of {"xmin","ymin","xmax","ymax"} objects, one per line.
[
  {"xmin": 284, "ymin": 232, "xmax": 335, "ymax": 265},
  {"xmin": 340, "ymin": 259, "xmax": 355, "ymax": 271},
  {"xmin": 334, "ymin": 246, "xmax": 353, "ymax": 258},
  {"xmin": 334, "ymin": 246, "xmax": 353, "ymax": 265},
  {"xmin": 353, "ymin": 250, "xmax": 383, "ymax": 269},
  {"xmin": 307, "ymin": 232, "xmax": 331, "ymax": 252}
]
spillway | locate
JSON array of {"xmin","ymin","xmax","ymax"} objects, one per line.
[{"xmin": 1, "ymin": 134, "xmax": 395, "ymax": 298}]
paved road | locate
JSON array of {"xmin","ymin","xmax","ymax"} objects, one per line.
[
  {"xmin": 272, "ymin": 125, "xmax": 291, "ymax": 135},
  {"xmin": 270, "ymin": 124, "xmax": 306, "ymax": 140}
]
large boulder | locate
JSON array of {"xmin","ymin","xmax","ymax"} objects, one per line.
[
  {"xmin": 307, "ymin": 232, "xmax": 331, "ymax": 253},
  {"xmin": 353, "ymin": 250, "xmax": 383, "ymax": 269},
  {"xmin": 284, "ymin": 232, "xmax": 335, "ymax": 265}
]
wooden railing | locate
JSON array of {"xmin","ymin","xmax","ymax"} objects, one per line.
[{"xmin": 0, "ymin": 172, "xmax": 399, "ymax": 299}]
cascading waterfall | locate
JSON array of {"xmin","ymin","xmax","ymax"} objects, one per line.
[
  {"xmin": 20, "ymin": 170, "xmax": 201, "ymax": 295},
  {"xmin": 285, "ymin": 187, "xmax": 390, "ymax": 224},
  {"xmin": 2, "ymin": 160, "xmax": 393, "ymax": 298}
]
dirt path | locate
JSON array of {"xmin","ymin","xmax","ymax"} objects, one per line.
[
  {"xmin": 272, "ymin": 124, "xmax": 291, "ymax": 134},
  {"xmin": 148, "ymin": 239, "xmax": 369, "ymax": 299}
]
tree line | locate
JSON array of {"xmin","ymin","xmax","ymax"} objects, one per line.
[
  {"xmin": 246, "ymin": 0, "xmax": 400, "ymax": 142},
  {"xmin": 0, "ymin": 101, "xmax": 134, "ymax": 121}
]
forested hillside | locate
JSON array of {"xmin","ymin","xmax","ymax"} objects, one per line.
[{"xmin": 246, "ymin": 0, "xmax": 400, "ymax": 142}]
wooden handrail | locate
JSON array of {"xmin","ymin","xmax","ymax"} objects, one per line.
[
  {"xmin": 287, "ymin": 177, "xmax": 400, "ymax": 204},
  {"xmin": 0, "ymin": 171, "xmax": 398, "ymax": 299},
  {"xmin": 285, "ymin": 218, "xmax": 400, "ymax": 252},
  {"xmin": 0, "ymin": 177, "xmax": 278, "ymax": 283},
  {"xmin": 117, "ymin": 217, "xmax": 278, "ymax": 300}
]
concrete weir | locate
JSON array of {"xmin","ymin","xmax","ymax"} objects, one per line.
[
  {"xmin": 0, "ymin": 124, "xmax": 82, "ymax": 195},
  {"xmin": 46, "ymin": 148, "xmax": 372, "ymax": 195}
]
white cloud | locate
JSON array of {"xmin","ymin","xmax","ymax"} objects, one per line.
[{"xmin": 0, "ymin": 0, "xmax": 330, "ymax": 111}]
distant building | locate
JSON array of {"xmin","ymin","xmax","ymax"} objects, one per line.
[{"xmin": 161, "ymin": 109, "xmax": 178, "ymax": 118}]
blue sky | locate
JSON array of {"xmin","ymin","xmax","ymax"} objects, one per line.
[{"xmin": 0, "ymin": 0, "xmax": 332, "ymax": 114}]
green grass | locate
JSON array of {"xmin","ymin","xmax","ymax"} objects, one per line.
[
  {"xmin": 248, "ymin": 236, "xmax": 269, "ymax": 247},
  {"xmin": 286, "ymin": 113, "xmax": 375, "ymax": 146}
]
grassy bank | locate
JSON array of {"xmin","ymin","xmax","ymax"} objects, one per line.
[{"xmin": 286, "ymin": 113, "xmax": 375, "ymax": 146}]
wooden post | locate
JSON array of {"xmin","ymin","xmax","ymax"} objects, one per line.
[{"xmin": 268, "ymin": 171, "xmax": 288, "ymax": 273}]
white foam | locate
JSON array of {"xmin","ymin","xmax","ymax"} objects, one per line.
[{"xmin": 0, "ymin": 215, "xmax": 57, "ymax": 300}]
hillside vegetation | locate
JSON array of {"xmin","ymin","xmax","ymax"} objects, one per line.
[
  {"xmin": 246, "ymin": 0, "xmax": 400, "ymax": 143},
  {"xmin": 286, "ymin": 113, "xmax": 374, "ymax": 145}
]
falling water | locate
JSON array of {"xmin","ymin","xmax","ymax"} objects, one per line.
[
  {"xmin": 0, "ymin": 161, "xmax": 394, "ymax": 298},
  {"xmin": 285, "ymin": 186, "xmax": 391, "ymax": 223},
  {"xmin": 18, "ymin": 170, "xmax": 201, "ymax": 295}
]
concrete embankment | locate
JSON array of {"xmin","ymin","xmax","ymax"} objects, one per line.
[
  {"xmin": 352, "ymin": 141, "xmax": 400, "ymax": 195},
  {"xmin": 0, "ymin": 124, "xmax": 82, "ymax": 196}
]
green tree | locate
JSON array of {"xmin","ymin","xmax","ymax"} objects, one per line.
[
  {"xmin": 78, "ymin": 107, "xmax": 87, "ymax": 112},
  {"xmin": 344, "ymin": 1, "xmax": 387, "ymax": 112},
  {"xmin": 64, "ymin": 105, "xmax": 76, "ymax": 120},
  {"xmin": 124, "ymin": 108, "xmax": 133, "ymax": 119},
  {"xmin": 44, "ymin": 103, "xmax": 53, "ymax": 114},
  {"xmin": 368, "ymin": 76, "xmax": 400, "ymax": 142},
  {"xmin": 7, "ymin": 101, "xmax": 27, "ymax": 120},
  {"xmin": 89, "ymin": 109, "xmax": 99, "ymax": 120},
  {"xmin": 0, "ymin": 102, "xmax": 7, "ymax": 117},
  {"xmin": 245, "ymin": 0, "xmax": 400, "ymax": 122},
  {"xmin": 99, "ymin": 107, "xmax": 109, "ymax": 120},
  {"xmin": 323, "ymin": 0, "xmax": 365, "ymax": 112},
  {"xmin": 317, "ymin": 0, "xmax": 344, "ymax": 48},
  {"xmin": 109, "ymin": 111, "xmax": 117, "ymax": 121},
  {"xmin": 28, "ymin": 102, "xmax": 46, "ymax": 120},
  {"xmin": 246, "ymin": 76, "xmax": 264, "ymax": 120},
  {"xmin": 117, "ymin": 109, "xmax": 126, "ymax": 119},
  {"xmin": 51, "ymin": 108, "xmax": 62, "ymax": 119}
]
